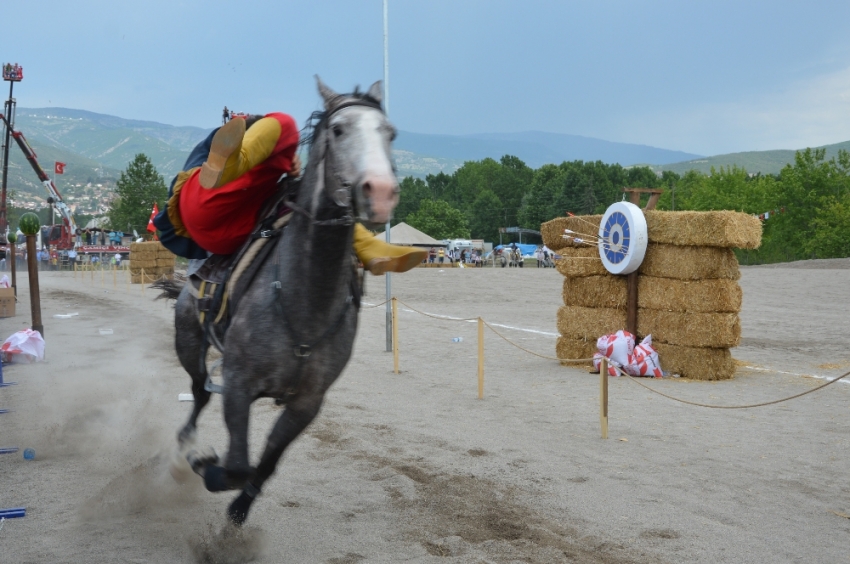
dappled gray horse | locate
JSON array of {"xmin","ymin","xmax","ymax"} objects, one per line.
[{"xmin": 160, "ymin": 78, "xmax": 398, "ymax": 526}]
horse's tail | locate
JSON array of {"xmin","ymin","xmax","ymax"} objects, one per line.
[{"xmin": 151, "ymin": 278, "xmax": 185, "ymax": 301}]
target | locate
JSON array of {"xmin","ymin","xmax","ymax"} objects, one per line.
[{"xmin": 598, "ymin": 202, "xmax": 648, "ymax": 275}]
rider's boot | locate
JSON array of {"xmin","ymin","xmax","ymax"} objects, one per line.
[
  {"xmin": 199, "ymin": 115, "xmax": 284, "ymax": 189},
  {"xmin": 353, "ymin": 223, "xmax": 428, "ymax": 275}
]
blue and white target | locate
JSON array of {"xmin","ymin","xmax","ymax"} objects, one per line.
[{"xmin": 598, "ymin": 202, "xmax": 648, "ymax": 275}]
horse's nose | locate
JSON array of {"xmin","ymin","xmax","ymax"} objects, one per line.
[{"xmin": 361, "ymin": 175, "xmax": 398, "ymax": 224}]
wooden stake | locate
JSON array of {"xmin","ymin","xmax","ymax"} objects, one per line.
[
  {"xmin": 100, "ymin": 263, "xmax": 104, "ymax": 287},
  {"xmin": 600, "ymin": 357, "xmax": 609, "ymax": 439},
  {"xmin": 112, "ymin": 265, "xmax": 116, "ymax": 289},
  {"xmin": 391, "ymin": 297, "xmax": 399, "ymax": 374},
  {"xmin": 141, "ymin": 269, "xmax": 145, "ymax": 295},
  {"xmin": 25, "ymin": 236, "xmax": 43, "ymax": 337},
  {"xmin": 477, "ymin": 317, "xmax": 484, "ymax": 399}
]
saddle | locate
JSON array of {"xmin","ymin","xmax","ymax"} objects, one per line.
[{"xmin": 189, "ymin": 183, "xmax": 295, "ymax": 333}]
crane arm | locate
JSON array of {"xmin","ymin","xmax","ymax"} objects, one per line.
[{"xmin": 0, "ymin": 113, "xmax": 78, "ymax": 234}]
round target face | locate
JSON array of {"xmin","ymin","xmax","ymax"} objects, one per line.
[{"xmin": 598, "ymin": 202, "xmax": 648, "ymax": 275}]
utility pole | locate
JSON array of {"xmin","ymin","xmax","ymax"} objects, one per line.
[{"xmin": 0, "ymin": 63, "xmax": 23, "ymax": 242}]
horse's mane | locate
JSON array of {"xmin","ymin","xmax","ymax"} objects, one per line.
[{"xmin": 298, "ymin": 88, "xmax": 382, "ymax": 150}]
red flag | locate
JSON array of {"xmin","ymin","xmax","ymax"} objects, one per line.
[
  {"xmin": 147, "ymin": 202, "xmax": 159, "ymax": 233},
  {"xmin": 54, "ymin": 162, "xmax": 66, "ymax": 174}
]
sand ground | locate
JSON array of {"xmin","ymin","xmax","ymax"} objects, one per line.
[{"xmin": 1, "ymin": 261, "xmax": 848, "ymax": 563}]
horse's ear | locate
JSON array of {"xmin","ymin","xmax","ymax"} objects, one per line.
[
  {"xmin": 315, "ymin": 75, "xmax": 339, "ymax": 110},
  {"xmin": 367, "ymin": 80, "xmax": 383, "ymax": 105}
]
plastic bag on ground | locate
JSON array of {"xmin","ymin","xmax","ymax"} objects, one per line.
[
  {"xmin": 593, "ymin": 331, "xmax": 663, "ymax": 378},
  {"xmin": 1, "ymin": 329, "xmax": 45, "ymax": 363}
]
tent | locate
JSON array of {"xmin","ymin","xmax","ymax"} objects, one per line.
[{"xmin": 372, "ymin": 222, "xmax": 446, "ymax": 247}]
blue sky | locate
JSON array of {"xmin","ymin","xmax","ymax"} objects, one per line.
[{"xmin": 5, "ymin": 0, "xmax": 850, "ymax": 156}]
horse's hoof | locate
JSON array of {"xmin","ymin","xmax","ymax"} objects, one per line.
[
  {"xmin": 227, "ymin": 491, "xmax": 253, "ymax": 526},
  {"xmin": 187, "ymin": 446, "xmax": 219, "ymax": 473}
]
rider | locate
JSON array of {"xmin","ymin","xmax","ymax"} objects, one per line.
[{"xmin": 154, "ymin": 113, "xmax": 426, "ymax": 274}]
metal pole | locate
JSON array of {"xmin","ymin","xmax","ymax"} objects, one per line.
[
  {"xmin": 0, "ymin": 80, "xmax": 14, "ymax": 240},
  {"xmin": 383, "ymin": 0, "xmax": 393, "ymax": 352}
]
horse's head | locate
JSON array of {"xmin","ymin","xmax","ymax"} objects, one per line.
[{"xmin": 315, "ymin": 77, "xmax": 398, "ymax": 226}]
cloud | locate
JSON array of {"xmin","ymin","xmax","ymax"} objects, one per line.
[{"xmin": 610, "ymin": 65, "xmax": 850, "ymax": 156}]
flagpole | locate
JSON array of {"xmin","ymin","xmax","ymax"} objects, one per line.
[{"xmin": 383, "ymin": 0, "xmax": 392, "ymax": 353}]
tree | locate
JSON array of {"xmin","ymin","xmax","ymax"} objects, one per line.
[
  {"xmin": 406, "ymin": 199, "xmax": 470, "ymax": 240},
  {"xmin": 394, "ymin": 176, "xmax": 432, "ymax": 225},
  {"xmin": 108, "ymin": 154, "xmax": 167, "ymax": 233},
  {"xmin": 468, "ymin": 189, "xmax": 503, "ymax": 242}
]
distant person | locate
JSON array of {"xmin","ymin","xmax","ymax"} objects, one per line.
[
  {"xmin": 67, "ymin": 248, "xmax": 77, "ymax": 268},
  {"xmin": 438, "ymin": 247, "xmax": 445, "ymax": 264},
  {"xmin": 428, "ymin": 247, "xmax": 436, "ymax": 264},
  {"xmin": 114, "ymin": 253, "xmax": 122, "ymax": 267},
  {"xmin": 223, "ymin": 106, "xmax": 230, "ymax": 124}
]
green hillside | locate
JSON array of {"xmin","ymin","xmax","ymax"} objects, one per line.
[{"xmin": 654, "ymin": 140, "xmax": 850, "ymax": 175}]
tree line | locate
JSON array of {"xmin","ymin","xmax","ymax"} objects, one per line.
[{"xmin": 397, "ymin": 149, "xmax": 850, "ymax": 264}]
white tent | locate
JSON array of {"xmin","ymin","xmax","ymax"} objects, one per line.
[{"xmin": 372, "ymin": 222, "xmax": 446, "ymax": 247}]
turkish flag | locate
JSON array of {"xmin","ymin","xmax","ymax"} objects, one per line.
[
  {"xmin": 54, "ymin": 162, "xmax": 66, "ymax": 174},
  {"xmin": 147, "ymin": 202, "xmax": 159, "ymax": 233}
]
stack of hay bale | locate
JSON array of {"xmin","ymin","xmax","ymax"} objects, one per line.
[
  {"xmin": 542, "ymin": 211, "xmax": 761, "ymax": 380},
  {"xmin": 129, "ymin": 241, "xmax": 175, "ymax": 284}
]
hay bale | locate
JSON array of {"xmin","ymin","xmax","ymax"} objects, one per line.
[
  {"xmin": 130, "ymin": 251, "xmax": 157, "ymax": 261},
  {"xmin": 640, "ymin": 244, "xmax": 740, "ymax": 280},
  {"xmin": 155, "ymin": 257, "xmax": 175, "ymax": 267},
  {"xmin": 638, "ymin": 310, "xmax": 740, "ymax": 348},
  {"xmin": 562, "ymin": 276, "xmax": 627, "ymax": 309},
  {"xmin": 654, "ymin": 343, "xmax": 735, "ymax": 380},
  {"xmin": 561, "ymin": 272, "xmax": 740, "ymax": 312},
  {"xmin": 130, "ymin": 259, "xmax": 157, "ymax": 269},
  {"xmin": 554, "ymin": 247, "xmax": 609, "ymax": 278},
  {"xmin": 541, "ymin": 215, "xmax": 603, "ymax": 251},
  {"xmin": 555, "ymin": 337, "xmax": 597, "ymax": 366},
  {"xmin": 557, "ymin": 306, "xmax": 627, "ymax": 341},
  {"xmin": 555, "ymin": 243, "xmax": 740, "ymax": 280},
  {"xmin": 645, "ymin": 210, "xmax": 761, "ymax": 249},
  {"xmin": 130, "ymin": 241, "xmax": 163, "ymax": 252},
  {"xmin": 156, "ymin": 248, "xmax": 175, "ymax": 258},
  {"xmin": 639, "ymin": 277, "xmax": 741, "ymax": 313}
]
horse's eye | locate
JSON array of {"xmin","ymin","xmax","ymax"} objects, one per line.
[{"xmin": 333, "ymin": 125, "xmax": 344, "ymax": 137}]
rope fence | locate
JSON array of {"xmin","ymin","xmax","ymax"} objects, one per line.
[{"xmin": 380, "ymin": 296, "xmax": 850, "ymax": 439}]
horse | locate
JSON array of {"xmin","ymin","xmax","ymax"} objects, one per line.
[{"xmin": 157, "ymin": 78, "xmax": 399, "ymax": 526}]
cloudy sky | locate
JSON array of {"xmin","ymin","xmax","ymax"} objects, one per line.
[{"xmin": 5, "ymin": 0, "xmax": 850, "ymax": 156}]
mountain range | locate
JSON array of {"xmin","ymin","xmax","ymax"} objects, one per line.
[{"xmin": 4, "ymin": 107, "xmax": 849, "ymax": 207}]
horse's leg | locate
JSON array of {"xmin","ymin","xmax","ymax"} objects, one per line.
[
  {"xmin": 196, "ymin": 376, "xmax": 254, "ymax": 492},
  {"xmin": 227, "ymin": 396, "xmax": 323, "ymax": 525},
  {"xmin": 174, "ymin": 290, "xmax": 212, "ymax": 448}
]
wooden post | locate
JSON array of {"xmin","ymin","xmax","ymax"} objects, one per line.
[
  {"xmin": 112, "ymin": 264, "xmax": 116, "ymax": 289},
  {"xmin": 100, "ymin": 263, "xmax": 104, "ymax": 287},
  {"xmin": 141, "ymin": 269, "xmax": 145, "ymax": 295},
  {"xmin": 391, "ymin": 297, "xmax": 399, "ymax": 374},
  {"xmin": 599, "ymin": 357, "xmax": 609, "ymax": 439},
  {"xmin": 627, "ymin": 271, "xmax": 638, "ymax": 336},
  {"xmin": 477, "ymin": 317, "xmax": 484, "ymax": 399},
  {"xmin": 73, "ymin": 261, "xmax": 76, "ymax": 280},
  {"xmin": 9, "ymin": 241, "xmax": 16, "ymax": 296},
  {"xmin": 25, "ymin": 235, "xmax": 43, "ymax": 337}
]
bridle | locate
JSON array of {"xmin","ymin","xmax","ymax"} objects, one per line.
[{"xmin": 285, "ymin": 97, "xmax": 386, "ymax": 228}]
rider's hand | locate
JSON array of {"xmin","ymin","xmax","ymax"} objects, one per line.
[{"xmin": 290, "ymin": 154, "xmax": 302, "ymax": 178}]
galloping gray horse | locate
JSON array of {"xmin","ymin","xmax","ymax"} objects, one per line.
[{"xmin": 160, "ymin": 78, "xmax": 398, "ymax": 526}]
